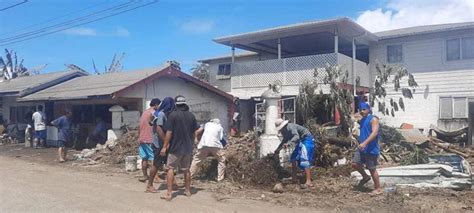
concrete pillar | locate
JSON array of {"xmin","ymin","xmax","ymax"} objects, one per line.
[
  {"xmin": 231, "ymin": 46, "xmax": 235, "ymax": 63},
  {"xmin": 334, "ymin": 30, "xmax": 338, "ymax": 54},
  {"xmin": 259, "ymin": 87, "xmax": 281, "ymax": 158},
  {"xmin": 352, "ymin": 39, "xmax": 357, "ymax": 96},
  {"xmin": 277, "ymin": 38, "xmax": 282, "ymax": 59}
]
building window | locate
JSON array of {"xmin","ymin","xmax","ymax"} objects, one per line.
[
  {"xmin": 447, "ymin": 39, "xmax": 461, "ymax": 61},
  {"xmin": 217, "ymin": 64, "xmax": 231, "ymax": 76},
  {"xmin": 387, "ymin": 45, "xmax": 403, "ymax": 63},
  {"xmin": 446, "ymin": 37, "xmax": 474, "ymax": 61},
  {"xmin": 462, "ymin": 37, "xmax": 474, "ymax": 59},
  {"xmin": 9, "ymin": 106, "xmax": 34, "ymax": 123},
  {"xmin": 439, "ymin": 97, "xmax": 468, "ymax": 119}
]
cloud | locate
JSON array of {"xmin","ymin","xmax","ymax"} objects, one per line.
[
  {"xmin": 63, "ymin": 27, "xmax": 97, "ymax": 36},
  {"xmin": 115, "ymin": 26, "xmax": 130, "ymax": 37},
  {"xmin": 180, "ymin": 19, "xmax": 215, "ymax": 34},
  {"xmin": 356, "ymin": 0, "xmax": 474, "ymax": 32}
]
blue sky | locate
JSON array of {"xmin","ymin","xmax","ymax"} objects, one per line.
[{"xmin": 0, "ymin": 0, "xmax": 472, "ymax": 74}]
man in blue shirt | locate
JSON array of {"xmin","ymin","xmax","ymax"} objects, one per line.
[
  {"xmin": 51, "ymin": 110, "xmax": 73, "ymax": 163},
  {"xmin": 352, "ymin": 102, "xmax": 382, "ymax": 195}
]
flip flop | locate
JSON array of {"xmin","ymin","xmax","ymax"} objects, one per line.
[
  {"xmin": 160, "ymin": 193, "xmax": 172, "ymax": 201},
  {"xmin": 357, "ymin": 177, "xmax": 371, "ymax": 187},
  {"xmin": 145, "ymin": 187, "xmax": 158, "ymax": 193},
  {"xmin": 370, "ymin": 189, "xmax": 383, "ymax": 196},
  {"xmin": 138, "ymin": 177, "xmax": 148, "ymax": 182},
  {"xmin": 184, "ymin": 191, "xmax": 192, "ymax": 197}
]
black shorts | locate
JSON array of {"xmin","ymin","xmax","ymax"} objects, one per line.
[{"xmin": 152, "ymin": 145, "xmax": 167, "ymax": 169}]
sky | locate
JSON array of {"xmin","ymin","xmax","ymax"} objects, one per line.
[{"xmin": 0, "ymin": 0, "xmax": 473, "ymax": 74}]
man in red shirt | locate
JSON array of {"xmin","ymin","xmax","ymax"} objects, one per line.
[{"xmin": 138, "ymin": 98, "xmax": 161, "ymax": 182}]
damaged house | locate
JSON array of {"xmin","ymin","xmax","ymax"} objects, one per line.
[
  {"xmin": 200, "ymin": 18, "xmax": 474, "ymax": 145},
  {"xmin": 18, "ymin": 63, "xmax": 233, "ymax": 148},
  {"xmin": 0, "ymin": 70, "xmax": 87, "ymax": 139}
]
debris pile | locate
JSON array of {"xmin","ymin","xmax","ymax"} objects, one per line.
[
  {"xmin": 101, "ymin": 130, "xmax": 138, "ymax": 164},
  {"xmin": 196, "ymin": 131, "xmax": 288, "ymax": 187}
]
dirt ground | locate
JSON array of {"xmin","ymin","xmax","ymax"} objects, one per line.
[{"xmin": 1, "ymin": 144, "xmax": 473, "ymax": 212}]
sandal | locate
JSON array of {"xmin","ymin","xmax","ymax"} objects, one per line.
[
  {"xmin": 370, "ymin": 189, "xmax": 383, "ymax": 196},
  {"xmin": 184, "ymin": 191, "xmax": 192, "ymax": 197},
  {"xmin": 160, "ymin": 192, "xmax": 172, "ymax": 201},
  {"xmin": 357, "ymin": 176, "xmax": 371, "ymax": 187},
  {"xmin": 145, "ymin": 186, "xmax": 158, "ymax": 193}
]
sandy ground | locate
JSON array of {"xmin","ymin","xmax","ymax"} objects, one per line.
[
  {"xmin": 0, "ymin": 144, "xmax": 314, "ymax": 213},
  {"xmin": 1, "ymin": 144, "xmax": 473, "ymax": 212}
]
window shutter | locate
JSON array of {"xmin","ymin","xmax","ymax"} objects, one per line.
[
  {"xmin": 453, "ymin": 97, "xmax": 467, "ymax": 118},
  {"xmin": 439, "ymin": 97, "xmax": 453, "ymax": 119}
]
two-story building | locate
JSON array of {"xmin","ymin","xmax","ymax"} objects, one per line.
[{"xmin": 200, "ymin": 18, "xmax": 474, "ymax": 144}]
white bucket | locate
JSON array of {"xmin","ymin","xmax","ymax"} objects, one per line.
[{"xmin": 125, "ymin": 156, "xmax": 138, "ymax": 172}]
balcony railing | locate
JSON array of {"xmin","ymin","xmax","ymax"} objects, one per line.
[{"xmin": 230, "ymin": 53, "xmax": 370, "ymax": 89}]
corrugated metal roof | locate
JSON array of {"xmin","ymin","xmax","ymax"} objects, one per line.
[
  {"xmin": 397, "ymin": 129, "xmax": 429, "ymax": 145},
  {"xmin": 199, "ymin": 51, "xmax": 258, "ymax": 63},
  {"xmin": 19, "ymin": 64, "xmax": 234, "ymax": 102},
  {"xmin": 374, "ymin": 22, "xmax": 474, "ymax": 40},
  {"xmin": 20, "ymin": 65, "xmax": 168, "ymax": 101},
  {"xmin": 0, "ymin": 70, "xmax": 86, "ymax": 95},
  {"xmin": 213, "ymin": 17, "xmax": 378, "ymax": 46}
]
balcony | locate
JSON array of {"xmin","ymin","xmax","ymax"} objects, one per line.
[{"xmin": 230, "ymin": 53, "xmax": 370, "ymax": 90}]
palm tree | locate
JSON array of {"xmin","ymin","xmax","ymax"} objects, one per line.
[
  {"xmin": 0, "ymin": 49, "xmax": 33, "ymax": 81},
  {"xmin": 191, "ymin": 62, "xmax": 210, "ymax": 82}
]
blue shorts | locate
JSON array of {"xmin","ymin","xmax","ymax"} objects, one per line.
[
  {"xmin": 57, "ymin": 140, "xmax": 66, "ymax": 148},
  {"xmin": 352, "ymin": 150, "xmax": 378, "ymax": 170},
  {"xmin": 139, "ymin": 144, "xmax": 154, "ymax": 161},
  {"xmin": 290, "ymin": 136, "xmax": 315, "ymax": 169},
  {"xmin": 35, "ymin": 130, "xmax": 47, "ymax": 140}
]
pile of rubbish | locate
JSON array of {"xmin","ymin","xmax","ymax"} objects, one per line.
[
  {"xmin": 196, "ymin": 131, "xmax": 288, "ymax": 187},
  {"xmin": 72, "ymin": 130, "xmax": 138, "ymax": 165}
]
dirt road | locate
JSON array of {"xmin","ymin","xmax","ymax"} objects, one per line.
[{"xmin": 0, "ymin": 154, "xmax": 313, "ymax": 212}]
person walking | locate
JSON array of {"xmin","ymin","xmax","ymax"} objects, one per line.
[
  {"xmin": 138, "ymin": 98, "xmax": 161, "ymax": 182},
  {"xmin": 51, "ymin": 109, "xmax": 73, "ymax": 163},
  {"xmin": 189, "ymin": 118, "xmax": 226, "ymax": 182},
  {"xmin": 32, "ymin": 105, "xmax": 47, "ymax": 148},
  {"xmin": 160, "ymin": 96, "xmax": 200, "ymax": 201},
  {"xmin": 274, "ymin": 119, "xmax": 316, "ymax": 188},
  {"xmin": 351, "ymin": 102, "xmax": 382, "ymax": 195},
  {"xmin": 146, "ymin": 97, "xmax": 175, "ymax": 193}
]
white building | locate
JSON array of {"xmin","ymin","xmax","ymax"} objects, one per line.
[{"xmin": 199, "ymin": 18, "xmax": 474, "ymax": 145}]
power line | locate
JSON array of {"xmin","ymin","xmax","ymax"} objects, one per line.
[
  {"xmin": 0, "ymin": 0, "xmax": 140, "ymax": 43},
  {"xmin": 0, "ymin": 0, "xmax": 28, "ymax": 12},
  {"xmin": 0, "ymin": 0, "xmax": 110, "ymax": 37},
  {"xmin": 0, "ymin": 0, "xmax": 159, "ymax": 46}
]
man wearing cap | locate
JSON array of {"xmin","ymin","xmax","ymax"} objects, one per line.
[
  {"xmin": 189, "ymin": 118, "xmax": 226, "ymax": 182},
  {"xmin": 160, "ymin": 95, "xmax": 200, "ymax": 200},
  {"xmin": 274, "ymin": 119, "xmax": 315, "ymax": 188},
  {"xmin": 352, "ymin": 102, "xmax": 382, "ymax": 195},
  {"xmin": 138, "ymin": 98, "xmax": 161, "ymax": 182}
]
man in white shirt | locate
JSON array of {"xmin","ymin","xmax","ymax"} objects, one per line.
[
  {"xmin": 32, "ymin": 105, "xmax": 47, "ymax": 148},
  {"xmin": 190, "ymin": 118, "xmax": 226, "ymax": 182}
]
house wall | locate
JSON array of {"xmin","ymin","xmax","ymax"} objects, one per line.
[
  {"xmin": 369, "ymin": 29, "xmax": 474, "ymax": 131},
  {"xmin": 2, "ymin": 96, "xmax": 44, "ymax": 124},
  {"xmin": 369, "ymin": 29, "xmax": 474, "ymax": 75},
  {"xmin": 120, "ymin": 76, "xmax": 231, "ymax": 131},
  {"xmin": 206, "ymin": 54, "xmax": 260, "ymax": 93},
  {"xmin": 372, "ymin": 70, "xmax": 474, "ymax": 132}
]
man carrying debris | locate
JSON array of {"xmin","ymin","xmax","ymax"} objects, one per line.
[
  {"xmin": 160, "ymin": 95, "xmax": 200, "ymax": 201},
  {"xmin": 51, "ymin": 109, "xmax": 73, "ymax": 163},
  {"xmin": 32, "ymin": 105, "xmax": 47, "ymax": 148},
  {"xmin": 138, "ymin": 98, "xmax": 161, "ymax": 182},
  {"xmin": 351, "ymin": 102, "xmax": 382, "ymax": 195},
  {"xmin": 190, "ymin": 118, "xmax": 226, "ymax": 182},
  {"xmin": 146, "ymin": 97, "xmax": 175, "ymax": 193},
  {"xmin": 274, "ymin": 119, "xmax": 315, "ymax": 188}
]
